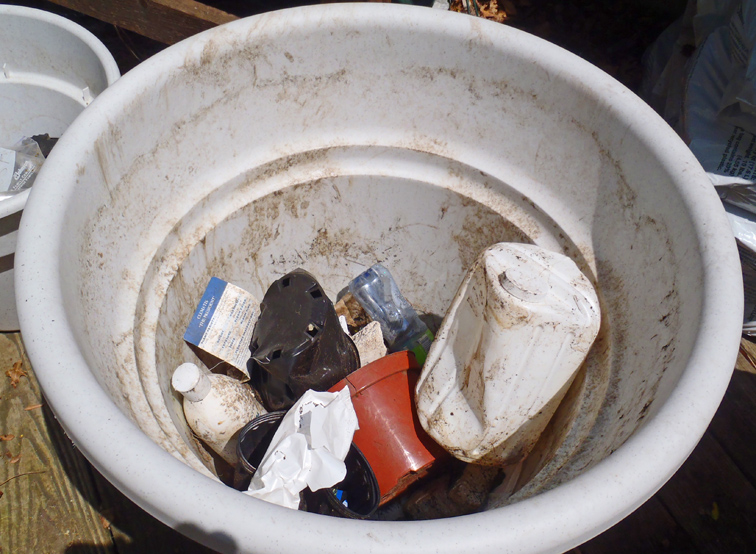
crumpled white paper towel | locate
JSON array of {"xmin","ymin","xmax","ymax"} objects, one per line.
[{"xmin": 244, "ymin": 387, "xmax": 358, "ymax": 509}]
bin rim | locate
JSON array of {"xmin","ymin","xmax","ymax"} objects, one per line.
[{"xmin": 0, "ymin": 4, "xmax": 121, "ymax": 219}]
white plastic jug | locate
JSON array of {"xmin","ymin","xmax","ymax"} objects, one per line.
[
  {"xmin": 172, "ymin": 363, "xmax": 266, "ymax": 465},
  {"xmin": 416, "ymin": 243, "xmax": 601, "ymax": 466}
]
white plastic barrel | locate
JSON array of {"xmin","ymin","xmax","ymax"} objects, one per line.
[
  {"xmin": 0, "ymin": 5, "xmax": 120, "ymax": 330},
  {"xmin": 15, "ymin": 5, "xmax": 743, "ymax": 554}
]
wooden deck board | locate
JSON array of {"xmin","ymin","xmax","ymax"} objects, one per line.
[
  {"xmin": 577, "ymin": 497, "xmax": 698, "ymax": 554},
  {"xmin": 91, "ymin": 466, "xmax": 217, "ymax": 553},
  {"xmin": 0, "ymin": 334, "xmax": 114, "ymax": 554},
  {"xmin": 656, "ymin": 432, "xmax": 756, "ymax": 553},
  {"xmin": 709, "ymin": 370, "xmax": 756, "ymax": 486}
]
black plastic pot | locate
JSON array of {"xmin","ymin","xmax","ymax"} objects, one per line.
[
  {"xmin": 301, "ymin": 444, "xmax": 380, "ymax": 520},
  {"xmin": 248, "ymin": 269, "xmax": 360, "ymax": 411},
  {"xmin": 233, "ymin": 410, "xmax": 286, "ymax": 491},
  {"xmin": 235, "ymin": 411, "xmax": 379, "ymax": 519}
]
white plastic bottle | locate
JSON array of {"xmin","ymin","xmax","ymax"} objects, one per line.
[
  {"xmin": 172, "ymin": 362, "xmax": 266, "ymax": 466},
  {"xmin": 415, "ymin": 243, "xmax": 601, "ymax": 466}
]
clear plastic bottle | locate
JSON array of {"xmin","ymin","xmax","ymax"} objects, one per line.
[{"xmin": 348, "ymin": 264, "xmax": 434, "ymax": 364}]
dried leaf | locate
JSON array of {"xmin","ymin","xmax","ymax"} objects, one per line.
[
  {"xmin": 0, "ymin": 490, "xmax": 4, "ymax": 499},
  {"xmin": 24, "ymin": 404, "xmax": 42, "ymax": 411},
  {"xmin": 479, "ymin": 0, "xmax": 508, "ymax": 23},
  {"xmin": 8, "ymin": 454, "xmax": 21, "ymax": 464},
  {"xmin": 5, "ymin": 361, "xmax": 26, "ymax": 388},
  {"xmin": 0, "ymin": 435, "xmax": 14, "ymax": 442}
]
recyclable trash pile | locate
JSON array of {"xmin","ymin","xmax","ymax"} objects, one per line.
[{"xmin": 172, "ymin": 243, "xmax": 601, "ymax": 520}]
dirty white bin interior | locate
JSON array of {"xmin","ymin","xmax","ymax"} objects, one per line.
[
  {"xmin": 0, "ymin": 5, "xmax": 119, "ymax": 331},
  {"xmin": 16, "ymin": 5, "xmax": 743, "ymax": 554}
]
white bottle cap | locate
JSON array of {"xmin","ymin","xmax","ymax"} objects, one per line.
[{"xmin": 171, "ymin": 362, "xmax": 212, "ymax": 402}]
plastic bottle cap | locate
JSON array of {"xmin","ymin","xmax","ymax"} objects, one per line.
[{"xmin": 171, "ymin": 362, "xmax": 212, "ymax": 402}]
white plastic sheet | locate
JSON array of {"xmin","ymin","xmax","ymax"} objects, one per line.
[{"xmin": 244, "ymin": 387, "xmax": 359, "ymax": 509}]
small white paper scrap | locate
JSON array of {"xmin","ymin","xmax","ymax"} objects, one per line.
[
  {"xmin": 244, "ymin": 387, "xmax": 359, "ymax": 510},
  {"xmin": 352, "ymin": 321, "xmax": 387, "ymax": 367}
]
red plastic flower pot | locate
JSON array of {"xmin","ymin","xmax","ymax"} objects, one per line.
[{"xmin": 330, "ymin": 351, "xmax": 449, "ymax": 505}]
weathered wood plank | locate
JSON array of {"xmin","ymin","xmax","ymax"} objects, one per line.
[
  {"xmin": 45, "ymin": 0, "xmax": 238, "ymax": 44},
  {"xmin": 708, "ymin": 370, "xmax": 756, "ymax": 486},
  {"xmin": 577, "ymin": 497, "xmax": 698, "ymax": 554},
  {"xmin": 0, "ymin": 333, "xmax": 114, "ymax": 554},
  {"xmin": 657, "ymin": 431, "xmax": 756, "ymax": 554},
  {"xmin": 736, "ymin": 337, "xmax": 756, "ymax": 374}
]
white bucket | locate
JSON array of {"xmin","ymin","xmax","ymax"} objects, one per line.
[
  {"xmin": 0, "ymin": 5, "xmax": 120, "ymax": 330},
  {"xmin": 15, "ymin": 5, "xmax": 743, "ymax": 553}
]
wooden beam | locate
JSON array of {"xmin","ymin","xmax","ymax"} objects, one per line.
[{"xmin": 45, "ymin": 0, "xmax": 239, "ymax": 45}]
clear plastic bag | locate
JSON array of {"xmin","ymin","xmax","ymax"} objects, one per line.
[
  {"xmin": 642, "ymin": 0, "xmax": 756, "ymax": 334},
  {"xmin": 0, "ymin": 137, "xmax": 46, "ymax": 199}
]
